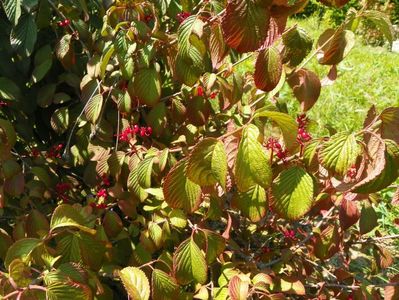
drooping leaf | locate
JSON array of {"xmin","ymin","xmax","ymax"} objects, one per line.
[
  {"xmin": 10, "ymin": 13, "xmax": 37, "ymax": 56},
  {"xmin": 317, "ymin": 28, "xmax": 355, "ymax": 65},
  {"xmin": 222, "ymin": 0, "xmax": 270, "ymax": 53},
  {"xmin": 8, "ymin": 259, "xmax": 32, "ymax": 288},
  {"xmin": 287, "ymin": 68, "xmax": 321, "ymax": 112},
  {"xmin": 380, "ymin": 107, "xmax": 399, "ymax": 144},
  {"xmin": 359, "ymin": 202, "xmax": 378, "ymax": 235},
  {"xmin": 339, "ymin": 197, "xmax": 360, "ymax": 230},
  {"xmin": 193, "ymin": 230, "xmax": 226, "ymax": 264},
  {"xmin": 151, "ymin": 269, "xmax": 180, "ymax": 300},
  {"xmin": 361, "ymin": 10, "xmax": 394, "ymax": 44},
  {"xmin": 119, "ymin": 267, "xmax": 150, "ymax": 300},
  {"xmin": 0, "ymin": 77, "xmax": 22, "ymax": 101},
  {"xmin": 235, "ymin": 125, "xmax": 272, "ymax": 192},
  {"xmin": 272, "ymin": 166, "xmax": 315, "ymax": 220},
  {"xmin": 253, "ymin": 109, "xmax": 299, "ymax": 153},
  {"xmin": 173, "ymin": 238, "xmax": 207, "ymax": 285},
  {"xmin": 163, "ymin": 159, "xmax": 202, "ymax": 213},
  {"xmin": 84, "ymin": 93, "xmax": 103, "ymax": 124},
  {"xmin": 55, "ymin": 34, "xmax": 75, "ymax": 69},
  {"xmin": 50, "ymin": 204, "xmax": 96, "ymax": 234},
  {"xmin": 254, "ymin": 46, "xmax": 282, "ymax": 92},
  {"xmin": 2, "ymin": 0, "xmax": 22, "ymax": 25},
  {"xmin": 281, "ymin": 26, "xmax": 313, "ymax": 67},
  {"xmin": 4, "ymin": 238, "xmax": 41, "ymax": 269},
  {"xmin": 51, "ymin": 107, "xmax": 70, "ymax": 134},
  {"xmin": 232, "ymin": 185, "xmax": 267, "ymax": 222},
  {"xmin": 319, "ymin": 132, "xmax": 360, "ymax": 176},
  {"xmin": 313, "ymin": 224, "xmax": 340, "ymax": 260},
  {"xmin": 209, "ymin": 24, "xmax": 228, "ymax": 69},
  {"xmin": 187, "ymin": 138, "xmax": 227, "ymax": 188}
]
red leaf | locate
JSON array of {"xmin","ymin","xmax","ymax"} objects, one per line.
[
  {"xmin": 287, "ymin": 68, "xmax": 321, "ymax": 112},
  {"xmin": 385, "ymin": 275, "xmax": 399, "ymax": 300},
  {"xmin": 339, "ymin": 197, "xmax": 360, "ymax": 230},
  {"xmin": 228, "ymin": 275, "xmax": 249, "ymax": 300},
  {"xmin": 380, "ymin": 107, "xmax": 399, "ymax": 144},
  {"xmin": 321, "ymin": 65, "xmax": 338, "ymax": 86}
]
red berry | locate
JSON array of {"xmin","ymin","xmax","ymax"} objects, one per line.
[
  {"xmin": 63, "ymin": 19, "xmax": 70, "ymax": 26},
  {"xmin": 145, "ymin": 126, "xmax": 152, "ymax": 136},
  {"xmin": 133, "ymin": 124, "xmax": 140, "ymax": 134},
  {"xmin": 97, "ymin": 188, "xmax": 108, "ymax": 198},
  {"xmin": 197, "ymin": 86, "xmax": 204, "ymax": 97},
  {"xmin": 0, "ymin": 101, "xmax": 8, "ymax": 107},
  {"xmin": 210, "ymin": 92, "xmax": 218, "ymax": 99},
  {"xmin": 140, "ymin": 127, "xmax": 146, "ymax": 137},
  {"xmin": 177, "ymin": 12, "xmax": 191, "ymax": 23}
]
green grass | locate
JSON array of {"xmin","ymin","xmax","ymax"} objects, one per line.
[{"xmin": 237, "ymin": 15, "xmax": 399, "ymax": 135}]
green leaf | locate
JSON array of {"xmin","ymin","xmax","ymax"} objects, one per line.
[
  {"xmin": 177, "ymin": 15, "xmax": 205, "ymax": 59},
  {"xmin": 235, "ymin": 124, "xmax": 272, "ymax": 192},
  {"xmin": 253, "ymin": 110, "xmax": 299, "ymax": 153},
  {"xmin": 55, "ymin": 34, "xmax": 75, "ymax": 69},
  {"xmin": 221, "ymin": 0, "xmax": 270, "ymax": 53},
  {"xmin": 232, "ymin": 184, "xmax": 267, "ymax": 222},
  {"xmin": 9, "ymin": 259, "xmax": 32, "ymax": 288},
  {"xmin": 163, "ymin": 159, "xmax": 202, "ymax": 213},
  {"xmin": 4, "ymin": 238, "xmax": 41, "ymax": 269},
  {"xmin": 84, "ymin": 93, "xmax": 103, "ymax": 124},
  {"xmin": 31, "ymin": 58, "xmax": 52, "ymax": 84},
  {"xmin": 45, "ymin": 263, "xmax": 92, "ymax": 300},
  {"xmin": 119, "ymin": 267, "xmax": 150, "ymax": 300},
  {"xmin": 361, "ymin": 10, "xmax": 394, "ymax": 44},
  {"xmin": 319, "ymin": 132, "xmax": 360, "ymax": 176},
  {"xmin": 152, "ymin": 269, "xmax": 179, "ymax": 300},
  {"xmin": 173, "ymin": 238, "xmax": 207, "ymax": 285},
  {"xmin": 254, "ymin": 46, "xmax": 282, "ymax": 92},
  {"xmin": 0, "ymin": 77, "xmax": 22, "ymax": 101},
  {"xmin": 0, "ymin": 119, "xmax": 17, "ymax": 147},
  {"xmin": 10, "ymin": 13, "xmax": 37, "ymax": 56},
  {"xmin": 359, "ymin": 202, "xmax": 378, "ymax": 235},
  {"xmin": 282, "ymin": 26, "xmax": 313, "ymax": 67},
  {"xmin": 51, "ymin": 107, "xmax": 70, "ymax": 135},
  {"xmin": 194, "ymin": 230, "xmax": 226, "ymax": 264},
  {"xmin": 2, "ymin": 0, "xmax": 21, "ymax": 25},
  {"xmin": 132, "ymin": 67, "xmax": 161, "ymax": 107},
  {"xmin": 187, "ymin": 138, "xmax": 227, "ymax": 188},
  {"xmin": 272, "ymin": 167, "xmax": 314, "ymax": 220},
  {"xmin": 127, "ymin": 158, "xmax": 148, "ymax": 202},
  {"xmin": 100, "ymin": 44, "xmax": 115, "ymax": 79},
  {"xmin": 50, "ymin": 204, "xmax": 96, "ymax": 234},
  {"xmin": 137, "ymin": 156, "xmax": 155, "ymax": 189}
]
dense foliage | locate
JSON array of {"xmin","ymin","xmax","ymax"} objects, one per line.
[{"xmin": 0, "ymin": 0, "xmax": 398, "ymax": 299}]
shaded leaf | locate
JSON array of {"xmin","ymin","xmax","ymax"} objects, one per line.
[
  {"xmin": 152, "ymin": 269, "xmax": 179, "ymax": 300},
  {"xmin": 4, "ymin": 238, "xmax": 41, "ymax": 269},
  {"xmin": 281, "ymin": 26, "xmax": 313, "ymax": 67},
  {"xmin": 84, "ymin": 93, "xmax": 103, "ymax": 124},
  {"xmin": 10, "ymin": 13, "xmax": 37, "ymax": 56},
  {"xmin": 163, "ymin": 159, "xmax": 202, "ymax": 213},
  {"xmin": 317, "ymin": 28, "xmax": 355, "ymax": 65},
  {"xmin": 254, "ymin": 46, "xmax": 282, "ymax": 92},
  {"xmin": 359, "ymin": 202, "xmax": 378, "ymax": 235},
  {"xmin": 232, "ymin": 185, "xmax": 267, "ymax": 222}
]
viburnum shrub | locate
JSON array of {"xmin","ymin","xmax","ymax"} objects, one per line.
[{"xmin": 0, "ymin": 0, "xmax": 398, "ymax": 299}]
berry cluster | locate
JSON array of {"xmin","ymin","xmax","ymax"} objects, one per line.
[
  {"xmin": 97, "ymin": 188, "xmax": 108, "ymax": 199},
  {"xmin": 296, "ymin": 114, "xmax": 312, "ymax": 144},
  {"xmin": 31, "ymin": 148, "xmax": 40, "ymax": 158},
  {"xmin": 46, "ymin": 144, "xmax": 63, "ymax": 159},
  {"xmin": 196, "ymin": 86, "xmax": 218, "ymax": 99},
  {"xmin": 0, "ymin": 101, "xmax": 8, "ymax": 107},
  {"xmin": 90, "ymin": 202, "xmax": 107, "ymax": 209},
  {"xmin": 118, "ymin": 125, "xmax": 152, "ymax": 142},
  {"xmin": 56, "ymin": 182, "xmax": 71, "ymax": 202},
  {"xmin": 266, "ymin": 138, "xmax": 288, "ymax": 161},
  {"xmin": 57, "ymin": 19, "xmax": 70, "ymax": 27},
  {"xmin": 100, "ymin": 174, "xmax": 111, "ymax": 187},
  {"xmin": 283, "ymin": 229, "xmax": 296, "ymax": 240},
  {"xmin": 177, "ymin": 12, "xmax": 191, "ymax": 23}
]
